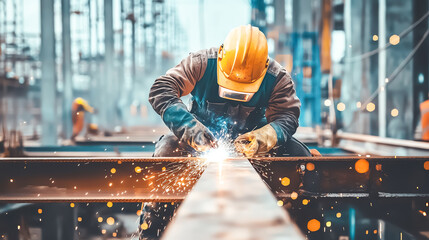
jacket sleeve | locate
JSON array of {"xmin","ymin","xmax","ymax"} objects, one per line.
[
  {"xmin": 265, "ymin": 69, "xmax": 301, "ymax": 145},
  {"xmin": 148, "ymin": 52, "xmax": 206, "ymax": 140},
  {"xmin": 149, "ymin": 52, "xmax": 205, "ymax": 117}
]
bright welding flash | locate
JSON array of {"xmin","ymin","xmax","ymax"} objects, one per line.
[{"xmin": 204, "ymin": 145, "xmax": 229, "ymax": 163}]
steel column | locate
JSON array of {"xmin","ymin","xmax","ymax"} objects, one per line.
[
  {"xmin": 40, "ymin": 0, "xmax": 57, "ymax": 145},
  {"xmin": 103, "ymin": 0, "xmax": 115, "ymax": 129},
  {"xmin": 61, "ymin": 0, "xmax": 73, "ymax": 140},
  {"xmin": 378, "ymin": 0, "xmax": 387, "ymax": 137}
]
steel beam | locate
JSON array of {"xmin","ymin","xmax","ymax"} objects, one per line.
[
  {"xmin": 0, "ymin": 156, "xmax": 429, "ymax": 203},
  {"xmin": 162, "ymin": 158, "xmax": 305, "ymax": 240},
  {"xmin": 0, "ymin": 157, "xmax": 206, "ymax": 202},
  {"xmin": 40, "ymin": 0, "xmax": 57, "ymax": 145}
]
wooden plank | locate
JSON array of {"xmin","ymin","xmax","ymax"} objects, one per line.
[{"xmin": 162, "ymin": 158, "xmax": 304, "ymax": 240}]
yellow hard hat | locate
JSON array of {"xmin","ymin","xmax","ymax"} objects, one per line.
[
  {"xmin": 75, "ymin": 97, "xmax": 94, "ymax": 113},
  {"xmin": 217, "ymin": 25, "xmax": 269, "ymax": 102}
]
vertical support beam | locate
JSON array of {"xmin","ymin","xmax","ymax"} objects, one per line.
[
  {"xmin": 199, "ymin": 0, "xmax": 205, "ymax": 48},
  {"xmin": 274, "ymin": 0, "xmax": 285, "ymax": 28},
  {"xmin": 131, "ymin": 0, "xmax": 136, "ymax": 90},
  {"xmin": 292, "ymin": 0, "xmax": 300, "ymax": 31},
  {"xmin": 152, "ymin": 0, "xmax": 157, "ymax": 69},
  {"xmin": 61, "ymin": 0, "xmax": 73, "ymax": 140},
  {"xmin": 40, "ymin": 0, "xmax": 57, "ymax": 145},
  {"xmin": 412, "ymin": 0, "xmax": 429, "ymax": 130},
  {"xmin": 87, "ymin": 0, "xmax": 92, "ymax": 58},
  {"xmin": 320, "ymin": 0, "xmax": 332, "ymax": 73},
  {"xmin": 120, "ymin": 0, "xmax": 125, "ymax": 72},
  {"xmin": 103, "ymin": 0, "xmax": 114, "ymax": 129},
  {"xmin": 251, "ymin": 0, "xmax": 266, "ymax": 33},
  {"xmin": 88, "ymin": 0, "xmax": 97, "ymax": 109},
  {"xmin": 274, "ymin": 0, "xmax": 286, "ymax": 54},
  {"xmin": 378, "ymin": 0, "xmax": 386, "ymax": 137},
  {"xmin": 119, "ymin": 0, "xmax": 126, "ymax": 106}
]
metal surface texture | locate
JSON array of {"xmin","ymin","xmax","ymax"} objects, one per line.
[
  {"xmin": 162, "ymin": 158, "xmax": 304, "ymax": 240},
  {"xmin": 0, "ymin": 157, "xmax": 207, "ymax": 202},
  {"xmin": 250, "ymin": 155, "xmax": 429, "ymax": 199}
]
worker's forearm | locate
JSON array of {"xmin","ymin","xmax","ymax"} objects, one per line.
[
  {"xmin": 162, "ymin": 103, "xmax": 197, "ymax": 140},
  {"xmin": 269, "ymin": 112, "xmax": 299, "ymax": 145}
]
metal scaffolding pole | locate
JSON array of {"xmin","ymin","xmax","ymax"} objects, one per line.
[
  {"xmin": 131, "ymin": 0, "xmax": 136, "ymax": 89},
  {"xmin": 62, "ymin": 0, "xmax": 73, "ymax": 140},
  {"xmin": 40, "ymin": 0, "xmax": 57, "ymax": 145},
  {"xmin": 103, "ymin": 0, "xmax": 115, "ymax": 129},
  {"xmin": 378, "ymin": 0, "xmax": 387, "ymax": 137},
  {"xmin": 199, "ymin": 0, "xmax": 205, "ymax": 48}
]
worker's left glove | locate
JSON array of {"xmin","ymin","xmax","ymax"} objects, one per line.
[{"xmin": 234, "ymin": 124, "xmax": 277, "ymax": 157}]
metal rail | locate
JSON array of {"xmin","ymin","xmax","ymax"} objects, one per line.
[
  {"xmin": 336, "ymin": 131, "xmax": 429, "ymax": 156},
  {"xmin": 0, "ymin": 156, "xmax": 428, "ymax": 202},
  {"xmin": 338, "ymin": 132, "xmax": 429, "ymax": 150},
  {"xmin": 2, "ymin": 155, "xmax": 428, "ymax": 162}
]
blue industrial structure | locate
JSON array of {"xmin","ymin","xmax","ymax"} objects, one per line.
[{"xmin": 291, "ymin": 32, "xmax": 322, "ymax": 127}]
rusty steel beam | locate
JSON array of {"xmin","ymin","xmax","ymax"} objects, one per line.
[
  {"xmin": 162, "ymin": 158, "xmax": 305, "ymax": 240},
  {"xmin": 250, "ymin": 155, "xmax": 429, "ymax": 198},
  {"xmin": 2, "ymin": 155, "xmax": 428, "ymax": 162},
  {"xmin": 0, "ymin": 157, "xmax": 208, "ymax": 202},
  {"xmin": 250, "ymin": 156, "xmax": 429, "ymax": 161},
  {"xmin": 0, "ymin": 157, "xmax": 206, "ymax": 162},
  {"xmin": 0, "ymin": 156, "xmax": 428, "ymax": 203}
]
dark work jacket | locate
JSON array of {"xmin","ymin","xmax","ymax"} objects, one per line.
[{"xmin": 149, "ymin": 48, "xmax": 301, "ymax": 145}]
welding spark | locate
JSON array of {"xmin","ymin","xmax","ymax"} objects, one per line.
[
  {"xmin": 202, "ymin": 138, "xmax": 237, "ymax": 161},
  {"xmin": 204, "ymin": 145, "xmax": 229, "ymax": 163}
]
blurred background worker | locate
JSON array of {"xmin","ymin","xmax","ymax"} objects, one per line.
[
  {"xmin": 420, "ymin": 98, "xmax": 429, "ymax": 141},
  {"xmin": 71, "ymin": 97, "xmax": 94, "ymax": 141},
  {"xmin": 149, "ymin": 25, "xmax": 311, "ymax": 158}
]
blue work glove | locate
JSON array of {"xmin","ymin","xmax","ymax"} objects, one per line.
[{"xmin": 163, "ymin": 103, "xmax": 217, "ymax": 152}]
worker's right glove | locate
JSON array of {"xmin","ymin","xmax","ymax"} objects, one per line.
[
  {"xmin": 234, "ymin": 124, "xmax": 278, "ymax": 157},
  {"xmin": 181, "ymin": 118, "xmax": 217, "ymax": 152},
  {"xmin": 162, "ymin": 103, "xmax": 217, "ymax": 152}
]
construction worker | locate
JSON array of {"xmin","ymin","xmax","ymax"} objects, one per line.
[
  {"xmin": 143, "ymin": 25, "xmax": 313, "ymax": 239},
  {"xmin": 71, "ymin": 97, "xmax": 94, "ymax": 141},
  {"xmin": 420, "ymin": 98, "xmax": 429, "ymax": 141},
  {"xmin": 149, "ymin": 25, "xmax": 311, "ymax": 157}
]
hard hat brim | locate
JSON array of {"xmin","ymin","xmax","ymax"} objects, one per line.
[{"xmin": 217, "ymin": 61, "xmax": 267, "ymax": 94}]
